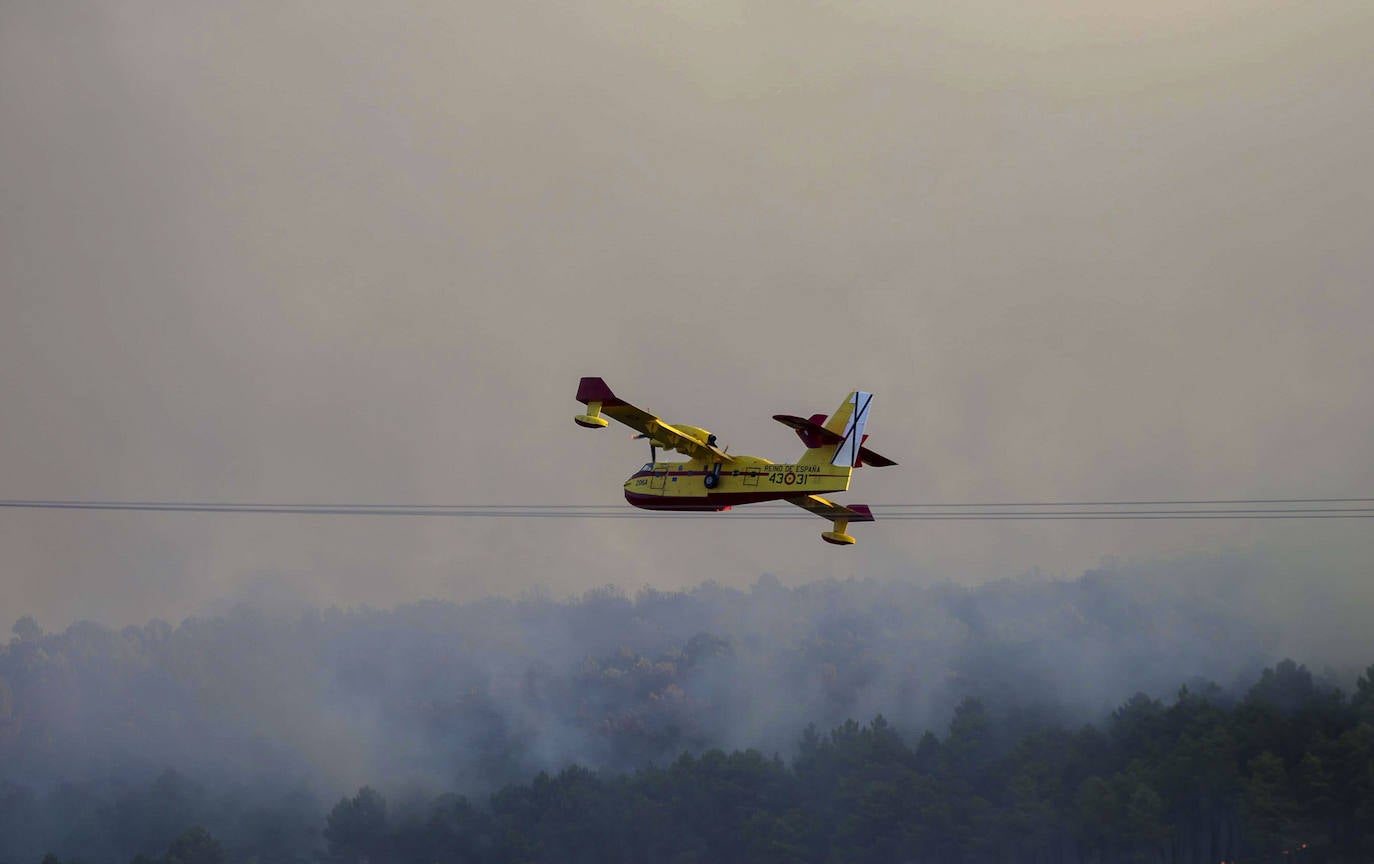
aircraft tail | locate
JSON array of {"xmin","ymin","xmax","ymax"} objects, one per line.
[
  {"xmin": 774, "ymin": 392, "xmax": 896, "ymax": 468},
  {"xmin": 793, "ymin": 391, "xmax": 872, "ymax": 467}
]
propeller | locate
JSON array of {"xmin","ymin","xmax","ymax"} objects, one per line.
[{"xmin": 632, "ymin": 433, "xmax": 657, "ymax": 464}]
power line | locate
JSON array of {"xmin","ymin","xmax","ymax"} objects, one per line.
[
  {"xmin": 3, "ymin": 498, "xmax": 1374, "ymax": 520},
  {"xmin": 865, "ymin": 497, "xmax": 1374, "ymax": 507}
]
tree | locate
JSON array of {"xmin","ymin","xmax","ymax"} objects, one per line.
[
  {"xmin": 12, "ymin": 616, "xmax": 42, "ymax": 643},
  {"xmin": 941, "ymin": 698, "xmax": 991, "ymax": 778},
  {"xmin": 164, "ymin": 825, "xmax": 225, "ymax": 864},
  {"xmin": 1118, "ymin": 775, "xmax": 1170, "ymax": 861},
  {"xmin": 1110, "ymin": 693, "xmax": 1166, "ymax": 760},
  {"xmin": 394, "ymin": 794, "xmax": 495, "ymax": 864},
  {"xmin": 1244, "ymin": 751, "xmax": 1298, "ymax": 855},
  {"xmin": 1247, "ymin": 660, "xmax": 1318, "ymax": 714},
  {"xmin": 1353, "ymin": 664, "xmax": 1374, "ymax": 722},
  {"xmin": 323, "ymin": 787, "xmax": 391, "ymax": 864}
]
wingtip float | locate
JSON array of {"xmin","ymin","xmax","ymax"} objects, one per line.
[{"xmin": 574, "ymin": 376, "xmax": 896, "ymax": 545}]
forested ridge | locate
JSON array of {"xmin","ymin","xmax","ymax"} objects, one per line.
[
  {"xmin": 3, "ymin": 560, "xmax": 1372, "ymax": 862},
  {"xmin": 12, "ymin": 659, "xmax": 1374, "ymax": 864},
  {"xmin": 322, "ymin": 660, "xmax": 1374, "ymax": 864}
]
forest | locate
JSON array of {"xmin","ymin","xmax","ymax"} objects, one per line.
[
  {"xmin": 10, "ymin": 659, "xmax": 1374, "ymax": 863},
  {"xmin": 293, "ymin": 663, "xmax": 1374, "ymax": 863},
  {"xmin": 2, "ymin": 558, "xmax": 1372, "ymax": 862}
]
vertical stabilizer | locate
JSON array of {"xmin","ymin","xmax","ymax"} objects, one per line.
[
  {"xmin": 831, "ymin": 391, "xmax": 872, "ymax": 467},
  {"xmin": 795, "ymin": 391, "xmax": 873, "ymax": 468}
]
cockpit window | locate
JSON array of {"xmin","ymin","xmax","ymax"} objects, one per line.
[{"xmin": 641, "ymin": 463, "xmax": 654, "ymax": 472}]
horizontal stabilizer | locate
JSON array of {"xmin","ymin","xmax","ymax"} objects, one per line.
[
  {"xmin": 840, "ymin": 503, "xmax": 874, "ymax": 522},
  {"xmin": 856, "ymin": 449, "xmax": 897, "ymax": 468},
  {"xmin": 773, "ymin": 413, "xmax": 897, "ymax": 467},
  {"xmin": 773, "ymin": 414, "xmax": 844, "ymax": 446},
  {"xmin": 785, "ymin": 495, "xmax": 876, "ymax": 523}
]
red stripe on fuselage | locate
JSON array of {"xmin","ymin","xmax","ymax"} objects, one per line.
[{"xmin": 624, "ymin": 489, "xmax": 797, "ymax": 511}]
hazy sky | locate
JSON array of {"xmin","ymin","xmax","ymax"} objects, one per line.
[{"xmin": 3, "ymin": 0, "xmax": 1373, "ymax": 628}]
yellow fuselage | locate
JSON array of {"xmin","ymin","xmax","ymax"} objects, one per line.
[{"xmin": 624, "ymin": 455, "xmax": 851, "ymax": 510}]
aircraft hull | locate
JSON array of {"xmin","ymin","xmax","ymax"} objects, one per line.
[
  {"xmin": 624, "ymin": 488, "xmax": 789, "ymax": 511},
  {"xmin": 622, "ymin": 462, "xmax": 850, "ymax": 511}
]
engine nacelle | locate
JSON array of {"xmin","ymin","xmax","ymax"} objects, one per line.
[{"xmin": 671, "ymin": 424, "xmax": 715, "ymax": 451}]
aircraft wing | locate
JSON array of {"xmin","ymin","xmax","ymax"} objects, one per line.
[
  {"xmin": 641, "ymin": 418, "xmax": 736, "ymax": 463},
  {"xmin": 577, "ymin": 377, "xmax": 735, "ymax": 463},
  {"xmin": 785, "ymin": 495, "xmax": 875, "ymax": 523}
]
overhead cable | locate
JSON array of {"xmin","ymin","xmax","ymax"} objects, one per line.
[{"xmin": 3, "ymin": 498, "xmax": 1374, "ymax": 521}]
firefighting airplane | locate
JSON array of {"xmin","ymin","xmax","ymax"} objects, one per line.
[{"xmin": 574, "ymin": 377, "xmax": 896, "ymax": 545}]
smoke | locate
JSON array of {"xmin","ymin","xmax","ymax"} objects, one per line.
[
  {"xmin": 4, "ymin": 553, "xmax": 1367, "ymax": 802},
  {"xmin": 5, "ymin": 549, "xmax": 1374, "ymax": 860},
  {"xmin": 4, "ymin": 0, "xmax": 1374, "ymax": 628}
]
